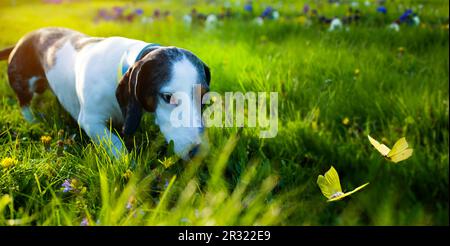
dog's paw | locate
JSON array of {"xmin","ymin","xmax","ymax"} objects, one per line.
[{"xmin": 21, "ymin": 107, "xmax": 38, "ymax": 123}]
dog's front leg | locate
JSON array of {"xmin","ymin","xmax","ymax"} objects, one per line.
[{"xmin": 78, "ymin": 113, "xmax": 125, "ymax": 158}]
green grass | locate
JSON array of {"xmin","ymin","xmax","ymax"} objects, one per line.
[{"xmin": 0, "ymin": 0, "xmax": 448, "ymax": 225}]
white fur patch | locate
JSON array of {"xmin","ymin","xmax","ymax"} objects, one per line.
[
  {"xmin": 45, "ymin": 41, "xmax": 79, "ymax": 120},
  {"xmin": 155, "ymin": 57, "xmax": 203, "ymax": 159},
  {"xmin": 28, "ymin": 76, "xmax": 40, "ymax": 93}
]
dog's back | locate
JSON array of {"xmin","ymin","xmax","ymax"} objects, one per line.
[{"xmin": 3, "ymin": 28, "xmax": 84, "ymax": 108}]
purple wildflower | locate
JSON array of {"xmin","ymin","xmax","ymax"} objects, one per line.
[
  {"xmin": 80, "ymin": 217, "xmax": 89, "ymax": 226},
  {"xmin": 97, "ymin": 9, "xmax": 108, "ymax": 19},
  {"xmin": 113, "ymin": 6, "xmax": 124, "ymax": 15},
  {"xmin": 376, "ymin": 6, "xmax": 387, "ymax": 14},
  {"xmin": 399, "ymin": 9, "xmax": 413, "ymax": 23},
  {"xmin": 135, "ymin": 8, "xmax": 144, "ymax": 16},
  {"xmin": 303, "ymin": 4, "xmax": 310, "ymax": 14},
  {"xmin": 62, "ymin": 179, "xmax": 73, "ymax": 193},
  {"xmin": 164, "ymin": 179, "xmax": 169, "ymax": 189},
  {"xmin": 261, "ymin": 6, "xmax": 273, "ymax": 18},
  {"xmin": 43, "ymin": 0, "xmax": 63, "ymax": 4},
  {"xmin": 244, "ymin": 3, "xmax": 253, "ymax": 12},
  {"xmin": 126, "ymin": 196, "xmax": 136, "ymax": 210}
]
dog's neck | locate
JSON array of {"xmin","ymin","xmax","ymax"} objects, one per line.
[{"xmin": 117, "ymin": 43, "xmax": 161, "ymax": 82}]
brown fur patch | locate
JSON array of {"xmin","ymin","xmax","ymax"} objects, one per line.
[
  {"xmin": 6, "ymin": 27, "xmax": 88, "ymax": 106},
  {"xmin": 70, "ymin": 36, "xmax": 104, "ymax": 51}
]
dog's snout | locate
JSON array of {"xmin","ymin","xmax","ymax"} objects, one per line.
[{"xmin": 188, "ymin": 144, "xmax": 200, "ymax": 159}]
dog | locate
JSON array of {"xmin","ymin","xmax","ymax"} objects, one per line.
[{"xmin": 0, "ymin": 27, "xmax": 210, "ymax": 160}]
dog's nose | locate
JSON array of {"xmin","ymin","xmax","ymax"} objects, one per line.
[{"xmin": 188, "ymin": 144, "xmax": 200, "ymax": 159}]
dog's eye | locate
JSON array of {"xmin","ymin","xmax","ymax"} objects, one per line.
[{"xmin": 160, "ymin": 93, "xmax": 173, "ymax": 104}]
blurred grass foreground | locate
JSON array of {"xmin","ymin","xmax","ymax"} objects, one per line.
[{"xmin": 0, "ymin": 0, "xmax": 448, "ymax": 225}]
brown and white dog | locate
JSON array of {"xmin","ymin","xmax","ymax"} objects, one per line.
[{"xmin": 0, "ymin": 27, "xmax": 210, "ymax": 159}]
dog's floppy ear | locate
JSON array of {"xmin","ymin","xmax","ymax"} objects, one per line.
[
  {"xmin": 116, "ymin": 57, "xmax": 163, "ymax": 135},
  {"xmin": 116, "ymin": 64, "xmax": 143, "ymax": 135},
  {"xmin": 134, "ymin": 60, "xmax": 160, "ymax": 113}
]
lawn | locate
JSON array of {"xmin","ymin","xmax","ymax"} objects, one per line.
[{"xmin": 0, "ymin": 0, "xmax": 448, "ymax": 226}]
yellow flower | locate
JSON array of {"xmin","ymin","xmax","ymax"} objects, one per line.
[
  {"xmin": 71, "ymin": 178, "xmax": 78, "ymax": 187},
  {"xmin": 166, "ymin": 15, "xmax": 174, "ymax": 23},
  {"xmin": 80, "ymin": 187, "xmax": 87, "ymax": 194},
  {"xmin": 1, "ymin": 157, "xmax": 18, "ymax": 169},
  {"xmin": 354, "ymin": 69, "xmax": 360, "ymax": 76},
  {"xmin": 40, "ymin": 135, "xmax": 52, "ymax": 145},
  {"xmin": 159, "ymin": 157, "xmax": 175, "ymax": 169},
  {"xmin": 123, "ymin": 169, "xmax": 133, "ymax": 180},
  {"xmin": 342, "ymin": 117, "xmax": 350, "ymax": 126},
  {"xmin": 68, "ymin": 178, "xmax": 87, "ymax": 194},
  {"xmin": 398, "ymin": 47, "xmax": 405, "ymax": 54},
  {"xmin": 297, "ymin": 16, "xmax": 307, "ymax": 25}
]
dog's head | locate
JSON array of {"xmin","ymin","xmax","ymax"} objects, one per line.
[{"xmin": 116, "ymin": 46, "xmax": 210, "ymax": 160}]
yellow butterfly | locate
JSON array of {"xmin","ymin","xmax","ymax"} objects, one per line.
[
  {"xmin": 368, "ymin": 135, "xmax": 413, "ymax": 163},
  {"xmin": 317, "ymin": 166, "xmax": 369, "ymax": 202}
]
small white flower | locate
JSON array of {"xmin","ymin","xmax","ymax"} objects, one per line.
[
  {"xmin": 183, "ymin": 14, "xmax": 192, "ymax": 25},
  {"xmin": 413, "ymin": 16, "xmax": 420, "ymax": 26},
  {"xmin": 272, "ymin": 11, "xmax": 280, "ymax": 20},
  {"xmin": 253, "ymin": 17, "xmax": 264, "ymax": 26},
  {"xmin": 205, "ymin": 14, "xmax": 218, "ymax": 30},
  {"xmin": 388, "ymin": 22, "xmax": 400, "ymax": 32},
  {"xmin": 329, "ymin": 18, "xmax": 343, "ymax": 32}
]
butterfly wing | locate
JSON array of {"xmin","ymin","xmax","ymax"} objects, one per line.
[
  {"xmin": 368, "ymin": 135, "xmax": 391, "ymax": 156},
  {"xmin": 317, "ymin": 175, "xmax": 333, "ymax": 199},
  {"xmin": 327, "ymin": 182, "xmax": 369, "ymax": 202},
  {"xmin": 324, "ymin": 166, "xmax": 342, "ymax": 194},
  {"xmin": 317, "ymin": 166, "xmax": 342, "ymax": 199},
  {"xmin": 344, "ymin": 182, "xmax": 370, "ymax": 196},
  {"xmin": 387, "ymin": 138, "xmax": 409, "ymax": 158},
  {"xmin": 389, "ymin": 149, "xmax": 413, "ymax": 163}
]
